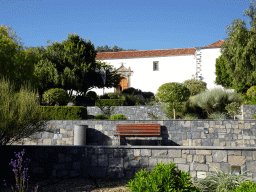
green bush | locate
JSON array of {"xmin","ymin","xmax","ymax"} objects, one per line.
[
  {"xmin": 189, "ymin": 88, "xmax": 243, "ymax": 118},
  {"xmin": 228, "ymin": 180, "xmax": 256, "ymax": 192},
  {"xmin": 207, "ymin": 111, "xmax": 229, "ymax": 119},
  {"xmin": 42, "ymin": 88, "xmax": 72, "ymax": 106},
  {"xmin": 93, "ymin": 115, "xmax": 108, "ymax": 120},
  {"xmin": 182, "ymin": 78, "xmax": 207, "ymax": 96},
  {"xmin": 183, "ymin": 113, "xmax": 200, "ymax": 120},
  {"xmin": 86, "ymin": 91, "xmax": 98, "ymax": 100},
  {"xmin": 246, "ymin": 86, "xmax": 256, "ymax": 100},
  {"xmin": 192, "ymin": 166, "xmax": 252, "ymax": 192},
  {"xmin": 122, "ymin": 87, "xmax": 142, "ymax": 95},
  {"xmin": 126, "ymin": 161, "xmax": 201, "ymax": 192},
  {"xmin": 110, "ymin": 114, "xmax": 127, "ymax": 120}
]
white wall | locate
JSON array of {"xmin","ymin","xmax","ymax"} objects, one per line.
[
  {"xmin": 67, "ymin": 47, "xmax": 233, "ymax": 97},
  {"xmin": 89, "ymin": 54, "xmax": 196, "ymax": 96}
]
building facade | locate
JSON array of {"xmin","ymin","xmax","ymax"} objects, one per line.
[{"xmin": 70, "ymin": 40, "xmax": 232, "ymax": 97}]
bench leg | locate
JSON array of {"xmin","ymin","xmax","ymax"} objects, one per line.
[{"xmin": 113, "ymin": 136, "xmax": 120, "ymax": 146}]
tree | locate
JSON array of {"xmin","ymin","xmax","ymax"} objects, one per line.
[
  {"xmin": 0, "ymin": 25, "xmax": 41, "ymax": 96},
  {"xmin": 25, "ymin": 33, "xmax": 122, "ymax": 104},
  {"xmin": 182, "ymin": 78, "xmax": 207, "ymax": 96},
  {"xmin": 214, "ymin": 55, "xmax": 234, "ymax": 89},
  {"xmin": 220, "ymin": 1, "xmax": 256, "ymax": 94},
  {"xmin": 0, "ymin": 76, "xmax": 55, "ymax": 146},
  {"xmin": 155, "ymin": 82, "xmax": 190, "ymax": 119}
]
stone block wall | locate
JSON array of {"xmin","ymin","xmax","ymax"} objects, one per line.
[
  {"xmin": 1, "ymin": 145, "xmax": 256, "ymax": 187},
  {"xmin": 87, "ymin": 106, "xmax": 168, "ymax": 120},
  {"xmin": 242, "ymin": 105, "xmax": 256, "ymax": 120},
  {"xmin": 7, "ymin": 120, "xmax": 256, "ymax": 148}
]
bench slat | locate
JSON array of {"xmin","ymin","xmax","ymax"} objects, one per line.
[{"xmin": 114, "ymin": 134, "xmax": 161, "ymax": 136}]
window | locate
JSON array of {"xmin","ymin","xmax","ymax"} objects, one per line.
[{"xmin": 153, "ymin": 61, "xmax": 159, "ymax": 71}]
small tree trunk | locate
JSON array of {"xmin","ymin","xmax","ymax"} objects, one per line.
[{"xmin": 173, "ymin": 102, "xmax": 176, "ymax": 120}]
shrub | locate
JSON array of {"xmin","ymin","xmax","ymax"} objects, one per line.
[
  {"xmin": 189, "ymin": 87, "xmax": 243, "ymax": 118},
  {"xmin": 42, "ymin": 88, "xmax": 72, "ymax": 106},
  {"xmin": 207, "ymin": 111, "xmax": 229, "ymax": 119},
  {"xmin": 99, "ymin": 93, "xmax": 110, "ymax": 99},
  {"xmin": 110, "ymin": 114, "xmax": 127, "ymax": 120},
  {"xmin": 122, "ymin": 87, "xmax": 142, "ymax": 95},
  {"xmin": 141, "ymin": 91, "xmax": 154, "ymax": 99},
  {"xmin": 246, "ymin": 86, "xmax": 256, "ymax": 100},
  {"xmin": 156, "ymin": 82, "xmax": 191, "ymax": 119},
  {"xmin": 86, "ymin": 91, "xmax": 98, "ymax": 100},
  {"xmin": 93, "ymin": 115, "xmax": 108, "ymax": 120},
  {"xmin": 182, "ymin": 78, "xmax": 207, "ymax": 96},
  {"xmin": 228, "ymin": 180, "xmax": 256, "ymax": 192},
  {"xmin": 126, "ymin": 161, "xmax": 201, "ymax": 192},
  {"xmin": 192, "ymin": 165, "xmax": 252, "ymax": 192},
  {"xmin": 183, "ymin": 113, "xmax": 200, "ymax": 120}
]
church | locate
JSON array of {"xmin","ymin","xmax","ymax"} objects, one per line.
[{"xmin": 89, "ymin": 40, "xmax": 232, "ymax": 96}]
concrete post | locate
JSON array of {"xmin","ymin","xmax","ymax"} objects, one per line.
[{"xmin": 74, "ymin": 125, "xmax": 87, "ymax": 145}]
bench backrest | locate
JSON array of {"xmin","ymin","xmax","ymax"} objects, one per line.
[{"xmin": 115, "ymin": 124, "xmax": 161, "ymax": 136}]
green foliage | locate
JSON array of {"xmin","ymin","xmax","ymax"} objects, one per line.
[
  {"xmin": 246, "ymin": 86, "xmax": 256, "ymax": 100},
  {"xmin": 207, "ymin": 112, "xmax": 229, "ymax": 119},
  {"xmin": 225, "ymin": 102, "xmax": 242, "ymax": 119},
  {"xmin": 214, "ymin": 54, "xmax": 234, "ymax": 89},
  {"xmin": 0, "ymin": 76, "xmax": 54, "ymax": 145},
  {"xmin": 183, "ymin": 78, "xmax": 207, "ymax": 96},
  {"xmin": 86, "ymin": 91, "xmax": 98, "ymax": 100},
  {"xmin": 95, "ymin": 44, "xmax": 138, "ymax": 53},
  {"xmin": 0, "ymin": 24, "xmax": 41, "ymax": 96},
  {"xmin": 126, "ymin": 161, "xmax": 201, "ymax": 192},
  {"xmin": 93, "ymin": 115, "xmax": 108, "ymax": 120},
  {"xmin": 42, "ymin": 88, "xmax": 72, "ymax": 106},
  {"xmin": 159, "ymin": 101, "xmax": 187, "ymax": 119},
  {"xmin": 183, "ymin": 113, "xmax": 200, "ymax": 120},
  {"xmin": 219, "ymin": 1, "xmax": 256, "ymax": 95},
  {"xmin": 228, "ymin": 180, "xmax": 256, "ymax": 192},
  {"xmin": 192, "ymin": 165, "xmax": 252, "ymax": 192},
  {"xmin": 189, "ymin": 88, "xmax": 243, "ymax": 117},
  {"xmin": 122, "ymin": 87, "xmax": 142, "ymax": 95},
  {"xmin": 109, "ymin": 114, "xmax": 127, "ymax": 120},
  {"xmin": 156, "ymin": 82, "xmax": 190, "ymax": 119},
  {"xmin": 141, "ymin": 91, "xmax": 154, "ymax": 99}
]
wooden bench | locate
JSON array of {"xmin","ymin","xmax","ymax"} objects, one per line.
[{"xmin": 113, "ymin": 124, "xmax": 162, "ymax": 146}]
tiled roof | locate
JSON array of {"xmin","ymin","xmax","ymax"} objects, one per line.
[{"xmin": 96, "ymin": 40, "xmax": 225, "ymax": 60}]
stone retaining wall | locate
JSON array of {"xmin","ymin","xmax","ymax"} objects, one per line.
[
  {"xmin": 87, "ymin": 105, "xmax": 256, "ymax": 120},
  {"xmin": 1, "ymin": 146, "xmax": 256, "ymax": 187},
  {"xmin": 7, "ymin": 120, "xmax": 256, "ymax": 148},
  {"xmin": 87, "ymin": 105, "xmax": 168, "ymax": 120}
]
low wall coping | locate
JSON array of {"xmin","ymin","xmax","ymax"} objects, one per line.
[{"xmin": 7, "ymin": 145, "xmax": 256, "ymax": 150}]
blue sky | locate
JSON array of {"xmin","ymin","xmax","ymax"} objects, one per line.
[{"xmin": 0, "ymin": 0, "xmax": 255, "ymax": 51}]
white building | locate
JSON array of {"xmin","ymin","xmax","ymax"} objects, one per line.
[{"xmin": 69, "ymin": 40, "xmax": 233, "ymax": 97}]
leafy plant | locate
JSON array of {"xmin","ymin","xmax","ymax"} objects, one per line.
[
  {"xmin": 225, "ymin": 102, "xmax": 242, "ymax": 120},
  {"xmin": 207, "ymin": 111, "xmax": 229, "ymax": 119},
  {"xmin": 183, "ymin": 78, "xmax": 207, "ymax": 96},
  {"xmin": 110, "ymin": 114, "xmax": 127, "ymax": 120},
  {"xmin": 156, "ymin": 82, "xmax": 191, "ymax": 119},
  {"xmin": 183, "ymin": 113, "xmax": 200, "ymax": 120},
  {"xmin": 126, "ymin": 161, "xmax": 201, "ymax": 191},
  {"xmin": 189, "ymin": 87, "xmax": 243, "ymax": 118},
  {"xmin": 42, "ymin": 88, "xmax": 72, "ymax": 106},
  {"xmin": 3, "ymin": 149, "xmax": 39, "ymax": 192},
  {"xmin": 122, "ymin": 87, "xmax": 142, "ymax": 95},
  {"xmin": 86, "ymin": 91, "xmax": 98, "ymax": 100},
  {"xmin": 192, "ymin": 165, "xmax": 252, "ymax": 192},
  {"xmin": 228, "ymin": 180, "xmax": 256, "ymax": 192},
  {"xmin": 93, "ymin": 115, "xmax": 108, "ymax": 120},
  {"xmin": 147, "ymin": 112, "xmax": 161, "ymax": 120}
]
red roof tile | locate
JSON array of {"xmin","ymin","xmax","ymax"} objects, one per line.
[{"xmin": 96, "ymin": 40, "xmax": 225, "ymax": 60}]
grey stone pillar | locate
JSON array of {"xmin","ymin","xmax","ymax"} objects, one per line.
[{"xmin": 74, "ymin": 125, "xmax": 87, "ymax": 145}]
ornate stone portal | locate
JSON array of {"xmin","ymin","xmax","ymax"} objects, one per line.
[{"xmin": 114, "ymin": 62, "xmax": 133, "ymax": 93}]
